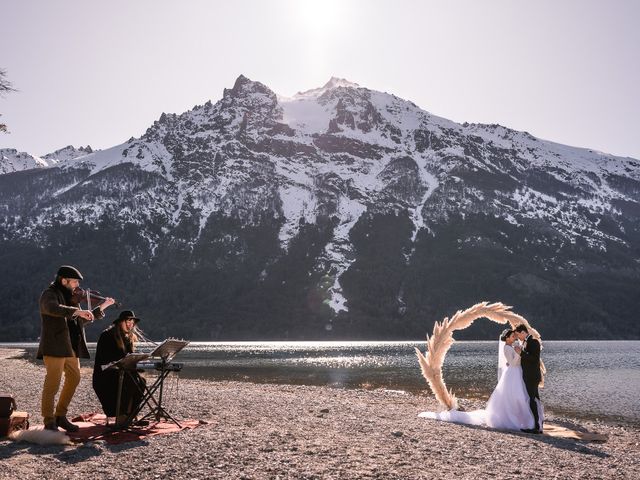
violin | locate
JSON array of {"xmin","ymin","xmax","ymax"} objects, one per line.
[{"xmin": 71, "ymin": 287, "xmax": 121, "ymax": 308}]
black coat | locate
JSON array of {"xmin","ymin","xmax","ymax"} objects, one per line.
[
  {"xmin": 37, "ymin": 282, "xmax": 104, "ymax": 359},
  {"xmin": 92, "ymin": 326, "xmax": 145, "ymax": 417},
  {"xmin": 520, "ymin": 335, "xmax": 542, "ymax": 385}
]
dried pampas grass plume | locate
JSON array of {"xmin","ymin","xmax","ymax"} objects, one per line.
[{"xmin": 415, "ymin": 301, "xmax": 544, "ymax": 410}]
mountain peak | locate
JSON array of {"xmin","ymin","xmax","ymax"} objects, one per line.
[
  {"xmin": 293, "ymin": 77, "xmax": 360, "ymax": 99},
  {"xmin": 233, "ymin": 74, "xmax": 252, "ymax": 89},
  {"xmin": 224, "ymin": 75, "xmax": 276, "ymax": 100},
  {"xmin": 322, "ymin": 77, "xmax": 359, "ymax": 90}
]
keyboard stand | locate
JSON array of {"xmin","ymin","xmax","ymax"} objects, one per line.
[
  {"xmin": 110, "ymin": 339, "xmax": 189, "ymax": 430},
  {"xmin": 133, "ymin": 359, "xmax": 183, "ymax": 427}
]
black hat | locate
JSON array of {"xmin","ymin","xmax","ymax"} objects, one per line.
[
  {"xmin": 57, "ymin": 265, "xmax": 83, "ymax": 280},
  {"xmin": 113, "ymin": 310, "xmax": 141, "ymax": 325}
]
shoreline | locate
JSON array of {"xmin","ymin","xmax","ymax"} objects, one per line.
[
  {"xmin": 1, "ymin": 347, "xmax": 639, "ymax": 479},
  {"xmin": 7, "ymin": 344, "xmax": 639, "ymax": 428}
]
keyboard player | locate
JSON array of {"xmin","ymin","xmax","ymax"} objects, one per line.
[{"xmin": 92, "ymin": 310, "xmax": 146, "ymax": 424}]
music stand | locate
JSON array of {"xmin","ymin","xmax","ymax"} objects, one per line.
[{"xmin": 149, "ymin": 338, "xmax": 189, "ymax": 362}]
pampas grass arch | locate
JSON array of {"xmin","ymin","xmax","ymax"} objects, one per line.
[{"xmin": 415, "ymin": 301, "xmax": 544, "ymax": 411}]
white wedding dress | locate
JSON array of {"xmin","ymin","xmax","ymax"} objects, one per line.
[{"xmin": 420, "ymin": 342, "xmax": 543, "ymax": 431}]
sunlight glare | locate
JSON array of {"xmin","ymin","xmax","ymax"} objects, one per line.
[{"xmin": 292, "ymin": 0, "xmax": 345, "ymax": 35}]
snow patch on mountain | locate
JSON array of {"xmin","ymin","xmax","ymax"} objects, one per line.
[
  {"xmin": 280, "ymin": 96, "xmax": 331, "ymax": 135},
  {"xmin": 410, "ymin": 167, "xmax": 439, "ymax": 242},
  {"xmin": 323, "ymin": 196, "xmax": 367, "ymax": 312},
  {"xmin": 278, "ymin": 182, "xmax": 318, "ymax": 246}
]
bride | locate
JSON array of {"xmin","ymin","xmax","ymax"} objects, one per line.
[{"xmin": 420, "ymin": 328, "xmax": 542, "ymax": 431}]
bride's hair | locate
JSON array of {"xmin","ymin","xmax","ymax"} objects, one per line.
[{"xmin": 500, "ymin": 328, "xmax": 514, "ymax": 341}]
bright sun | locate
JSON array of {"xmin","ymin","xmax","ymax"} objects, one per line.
[{"xmin": 293, "ymin": 0, "xmax": 345, "ymax": 34}]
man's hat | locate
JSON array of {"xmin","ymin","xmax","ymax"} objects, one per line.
[
  {"xmin": 113, "ymin": 310, "xmax": 141, "ymax": 325},
  {"xmin": 57, "ymin": 265, "xmax": 83, "ymax": 280}
]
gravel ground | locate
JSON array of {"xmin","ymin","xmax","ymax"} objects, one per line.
[{"xmin": 1, "ymin": 348, "xmax": 638, "ymax": 479}]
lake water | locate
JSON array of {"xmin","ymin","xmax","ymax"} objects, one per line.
[{"xmin": 5, "ymin": 340, "xmax": 639, "ymax": 425}]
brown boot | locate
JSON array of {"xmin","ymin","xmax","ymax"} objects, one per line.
[{"xmin": 55, "ymin": 416, "xmax": 79, "ymax": 432}]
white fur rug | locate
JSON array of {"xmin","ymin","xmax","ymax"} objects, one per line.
[{"xmin": 9, "ymin": 426, "xmax": 72, "ymax": 445}]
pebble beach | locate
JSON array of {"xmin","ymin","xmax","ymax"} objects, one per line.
[{"xmin": 1, "ymin": 348, "xmax": 638, "ymax": 479}]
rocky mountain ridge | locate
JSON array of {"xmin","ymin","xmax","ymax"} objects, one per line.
[{"xmin": 0, "ymin": 145, "xmax": 95, "ymax": 174}]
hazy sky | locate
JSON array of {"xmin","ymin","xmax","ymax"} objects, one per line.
[{"xmin": 1, "ymin": 0, "xmax": 638, "ymax": 159}]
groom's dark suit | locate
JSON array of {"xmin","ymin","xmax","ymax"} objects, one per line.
[{"xmin": 520, "ymin": 334, "xmax": 542, "ymax": 431}]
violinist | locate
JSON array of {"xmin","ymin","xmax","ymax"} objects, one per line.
[
  {"xmin": 93, "ymin": 310, "xmax": 146, "ymax": 425},
  {"xmin": 37, "ymin": 265, "xmax": 116, "ymax": 432}
]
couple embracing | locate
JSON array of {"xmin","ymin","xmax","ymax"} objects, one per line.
[
  {"xmin": 421, "ymin": 324, "xmax": 544, "ymax": 434},
  {"xmin": 487, "ymin": 324, "xmax": 543, "ymax": 434}
]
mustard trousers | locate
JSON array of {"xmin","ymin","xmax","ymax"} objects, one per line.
[{"xmin": 41, "ymin": 355, "xmax": 81, "ymax": 423}]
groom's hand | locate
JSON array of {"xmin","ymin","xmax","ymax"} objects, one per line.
[{"xmin": 514, "ymin": 345, "xmax": 522, "ymax": 354}]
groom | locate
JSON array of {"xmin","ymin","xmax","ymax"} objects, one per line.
[{"xmin": 514, "ymin": 324, "xmax": 542, "ymax": 434}]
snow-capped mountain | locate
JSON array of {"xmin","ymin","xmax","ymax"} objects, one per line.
[
  {"xmin": 0, "ymin": 148, "xmax": 50, "ymax": 174},
  {"xmin": 1, "ymin": 75, "xmax": 639, "ymax": 341}
]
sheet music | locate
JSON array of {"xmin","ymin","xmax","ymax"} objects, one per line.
[
  {"xmin": 102, "ymin": 352, "xmax": 150, "ymax": 371},
  {"xmin": 149, "ymin": 338, "xmax": 189, "ymax": 361}
]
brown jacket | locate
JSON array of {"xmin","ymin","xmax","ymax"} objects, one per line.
[{"xmin": 36, "ymin": 283, "xmax": 104, "ymax": 359}]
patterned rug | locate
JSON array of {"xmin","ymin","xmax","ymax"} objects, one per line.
[{"xmin": 64, "ymin": 412, "xmax": 208, "ymax": 444}]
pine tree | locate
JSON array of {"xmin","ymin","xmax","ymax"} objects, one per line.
[{"xmin": 0, "ymin": 68, "xmax": 16, "ymax": 133}]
